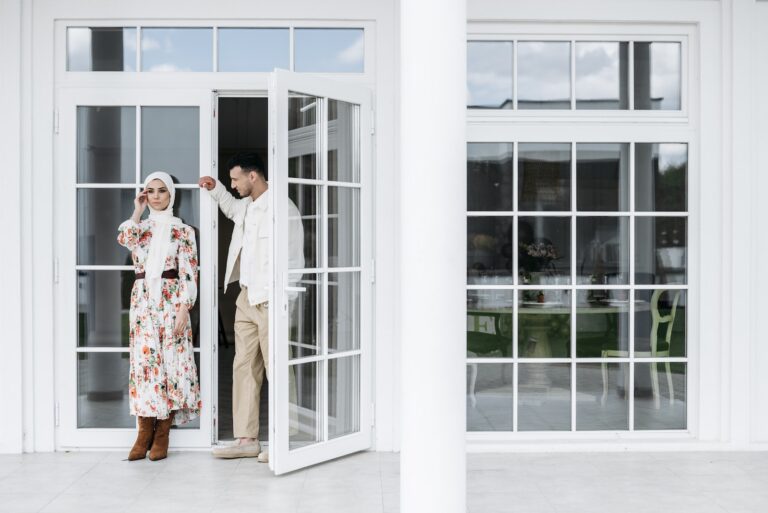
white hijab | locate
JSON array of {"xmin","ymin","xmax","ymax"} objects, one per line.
[{"xmin": 143, "ymin": 172, "xmax": 182, "ymax": 304}]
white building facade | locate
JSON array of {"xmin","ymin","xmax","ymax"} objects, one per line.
[{"xmin": 1, "ymin": 0, "xmax": 768, "ymax": 487}]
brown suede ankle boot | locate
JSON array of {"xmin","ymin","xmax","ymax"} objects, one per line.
[
  {"xmin": 148, "ymin": 412, "xmax": 174, "ymax": 461},
  {"xmin": 128, "ymin": 417, "xmax": 156, "ymax": 461}
]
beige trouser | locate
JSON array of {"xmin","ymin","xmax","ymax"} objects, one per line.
[{"xmin": 233, "ymin": 287, "xmax": 269, "ymax": 439}]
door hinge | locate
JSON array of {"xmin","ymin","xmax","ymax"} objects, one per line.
[
  {"xmin": 370, "ymin": 108, "xmax": 375, "ymax": 135},
  {"xmin": 53, "ymin": 257, "xmax": 60, "ymax": 284},
  {"xmin": 370, "ymin": 259, "xmax": 375, "ymax": 284},
  {"xmin": 54, "ymin": 402, "xmax": 60, "ymax": 427},
  {"xmin": 53, "ymin": 109, "xmax": 60, "ymax": 134}
]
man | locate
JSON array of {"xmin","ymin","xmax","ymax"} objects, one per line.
[{"xmin": 199, "ymin": 152, "xmax": 304, "ymax": 461}]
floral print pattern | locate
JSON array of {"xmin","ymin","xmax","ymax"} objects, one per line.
[{"xmin": 117, "ymin": 219, "xmax": 201, "ymax": 425}]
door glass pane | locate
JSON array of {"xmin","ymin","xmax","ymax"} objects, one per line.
[
  {"xmin": 290, "ymin": 361, "xmax": 320, "ymax": 449},
  {"xmin": 634, "ymin": 363, "xmax": 686, "ymax": 429},
  {"xmin": 467, "ymin": 41, "xmax": 514, "ymax": 109},
  {"xmin": 517, "ymin": 42, "xmax": 571, "ymax": 109},
  {"xmin": 78, "ymin": 188, "xmax": 136, "ymax": 265},
  {"xmin": 467, "ymin": 363, "xmax": 514, "ymax": 431},
  {"xmin": 77, "ymin": 352, "xmax": 133, "ymax": 428},
  {"xmin": 294, "ymin": 29, "xmax": 364, "ymax": 73},
  {"xmin": 468, "ymin": 143, "xmax": 514, "ymax": 212},
  {"xmin": 140, "ymin": 28, "xmax": 213, "ymax": 72},
  {"xmin": 576, "ymin": 363, "xmax": 629, "ymax": 430},
  {"xmin": 289, "ymin": 274, "xmax": 320, "ymax": 360},
  {"xmin": 328, "ymin": 100, "xmax": 360, "ymax": 183},
  {"xmin": 329, "ymin": 272, "xmax": 360, "ymax": 353},
  {"xmin": 467, "ymin": 216, "xmax": 513, "ymax": 285},
  {"xmin": 575, "ymin": 289, "xmax": 630, "ymax": 357},
  {"xmin": 217, "ymin": 28, "xmax": 289, "ymax": 72},
  {"xmin": 576, "ymin": 143, "xmax": 629, "ymax": 212},
  {"xmin": 635, "ymin": 143, "xmax": 687, "ymax": 212},
  {"xmin": 77, "ymin": 106, "xmax": 136, "ymax": 183},
  {"xmin": 518, "ymin": 291, "xmax": 571, "ymax": 358},
  {"xmin": 518, "ymin": 216, "xmax": 571, "ymax": 284},
  {"xmin": 575, "ymin": 42, "xmax": 629, "ymax": 110},
  {"xmin": 328, "ymin": 186, "xmax": 360, "ymax": 267},
  {"xmin": 289, "ymin": 95, "xmax": 319, "ymax": 180},
  {"xmin": 467, "ymin": 289, "xmax": 514, "ymax": 358},
  {"xmin": 576, "ymin": 216, "xmax": 629, "ymax": 284},
  {"xmin": 518, "ymin": 363, "xmax": 571, "ymax": 430},
  {"xmin": 289, "ymin": 184, "xmax": 320, "ymax": 269},
  {"xmin": 328, "ymin": 356, "xmax": 360, "ymax": 439},
  {"xmin": 78, "ymin": 270, "xmax": 133, "ymax": 348},
  {"xmin": 67, "ymin": 27, "xmax": 137, "ymax": 72},
  {"xmin": 635, "ymin": 217, "xmax": 687, "ymax": 284},
  {"xmin": 635, "ymin": 289, "xmax": 686, "ymax": 358},
  {"xmin": 518, "ymin": 143, "xmax": 571, "ymax": 211},
  {"xmin": 141, "ymin": 107, "xmax": 200, "ymax": 183},
  {"xmin": 634, "ymin": 42, "xmax": 682, "ymax": 110}
]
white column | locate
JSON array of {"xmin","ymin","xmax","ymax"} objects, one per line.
[
  {"xmin": 0, "ymin": 0, "xmax": 24, "ymax": 454},
  {"xmin": 399, "ymin": 0, "xmax": 466, "ymax": 512}
]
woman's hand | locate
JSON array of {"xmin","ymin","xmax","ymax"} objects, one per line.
[
  {"xmin": 131, "ymin": 190, "xmax": 148, "ymax": 223},
  {"xmin": 173, "ymin": 304, "xmax": 190, "ymax": 339}
]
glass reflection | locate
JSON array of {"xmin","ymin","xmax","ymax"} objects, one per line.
[
  {"xmin": 328, "ymin": 356, "xmax": 360, "ymax": 439},
  {"xmin": 141, "ymin": 28, "xmax": 213, "ymax": 72},
  {"xmin": 467, "ymin": 216, "xmax": 513, "ymax": 285},
  {"xmin": 77, "ymin": 106, "xmax": 136, "ymax": 184},
  {"xmin": 328, "ymin": 99, "xmax": 360, "ymax": 183},
  {"xmin": 288, "ymin": 274, "xmax": 320, "ymax": 360},
  {"xmin": 635, "ymin": 289, "xmax": 686, "ymax": 358},
  {"xmin": 467, "ymin": 143, "xmax": 514, "ymax": 212},
  {"xmin": 288, "ymin": 95, "xmax": 319, "ymax": 180},
  {"xmin": 78, "ymin": 352, "xmax": 133, "ymax": 428},
  {"xmin": 518, "ymin": 363, "xmax": 571, "ymax": 430},
  {"xmin": 635, "ymin": 217, "xmax": 687, "ymax": 284},
  {"xmin": 141, "ymin": 107, "xmax": 200, "ymax": 183},
  {"xmin": 518, "ymin": 217, "xmax": 571, "ymax": 284},
  {"xmin": 289, "ymin": 184, "xmax": 320, "ymax": 269},
  {"xmin": 576, "ymin": 363, "xmax": 629, "ymax": 430},
  {"xmin": 78, "ymin": 188, "xmax": 136, "ymax": 265},
  {"xmin": 635, "ymin": 143, "xmax": 687, "ymax": 212},
  {"xmin": 634, "ymin": 42, "xmax": 681, "ymax": 110},
  {"xmin": 328, "ymin": 187, "xmax": 360, "ymax": 267},
  {"xmin": 294, "ymin": 29, "xmax": 364, "ymax": 73},
  {"xmin": 78, "ymin": 270, "xmax": 133, "ymax": 348},
  {"xmin": 518, "ymin": 291, "xmax": 571, "ymax": 359},
  {"xmin": 575, "ymin": 289, "xmax": 629, "ymax": 357},
  {"xmin": 67, "ymin": 27, "xmax": 137, "ymax": 72},
  {"xmin": 634, "ymin": 362, "xmax": 686, "ymax": 429},
  {"xmin": 467, "ymin": 41, "xmax": 514, "ymax": 109},
  {"xmin": 467, "ymin": 363, "xmax": 514, "ymax": 431},
  {"xmin": 575, "ymin": 42, "xmax": 628, "ymax": 110},
  {"xmin": 466, "ymin": 289, "xmax": 514, "ymax": 358},
  {"xmin": 576, "ymin": 216, "xmax": 629, "ymax": 284},
  {"xmin": 217, "ymin": 28, "xmax": 289, "ymax": 72},
  {"xmin": 519, "ymin": 143, "xmax": 571, "ymax": 211},
  {"xmin": 329, "ymin": 272, "xmax": 361, "ymax": 353},
  {"xmin": 576, "ymin": 143, "xmax": 629, "ymax": 212},
  {"xmin": 517, "ymin": 42, "xmax": 571, "ymax": 109},
  {"xmin": 289, "ymin": 361, "xmax": 320, "ymax": 449}
]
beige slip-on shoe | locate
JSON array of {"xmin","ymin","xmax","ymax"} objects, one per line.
[
  {"xmin": 257, "ymin": 450, "xmax": 269, "ymax": 463},
  {"xmin": 212, "ymin": 440, "xmax": 261, "ymax": 459}
]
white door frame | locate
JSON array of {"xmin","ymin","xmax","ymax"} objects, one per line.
[{"xmin": 54, "ymin": 87, "xmax": 215, "ymax": 449}]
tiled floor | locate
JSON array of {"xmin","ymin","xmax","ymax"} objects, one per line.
[{"xmin": 1, "ymin": 451, "xmax": 767, "ymax": 513}]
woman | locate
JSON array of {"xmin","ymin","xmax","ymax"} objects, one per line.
[{"xmin": 117, "ymin": 171, "xmax": 201, "ymax": 461}]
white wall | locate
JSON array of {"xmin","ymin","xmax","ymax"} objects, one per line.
[{"xmin": 0, "ymin": 0, "xmax": 25, "ymax": 454}]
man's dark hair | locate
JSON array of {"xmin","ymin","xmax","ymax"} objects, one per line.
[{"xmin": 227, "ymin": 152, "xmax": 267, "ymax": 181}]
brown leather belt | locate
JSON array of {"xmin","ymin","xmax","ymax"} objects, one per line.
[{"xmin": 135, "ymin": 270, "xmax": 179, "ymax": 280}]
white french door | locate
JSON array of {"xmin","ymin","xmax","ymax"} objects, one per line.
[
  {"xmin": 54, "ymin": 88, "xmax": 214, "ymax": 448},
  {"xmin": 268, "ymin": 70, "xmax": 373, "ymax": 474}
]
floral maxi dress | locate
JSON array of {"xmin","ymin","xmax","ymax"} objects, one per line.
[{"xmin": 117, "ymin": 219, "xmax": 202, "ymax": 425}]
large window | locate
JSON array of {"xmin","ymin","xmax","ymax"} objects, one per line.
[{"xmin": 466, "ymin": 141, "xmax": 688, "ymax": 432}]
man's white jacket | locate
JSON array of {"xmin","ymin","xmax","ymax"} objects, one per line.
[{"xmin": 207, "ymin": 180, "xmax": 305, "ymax": 306}]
